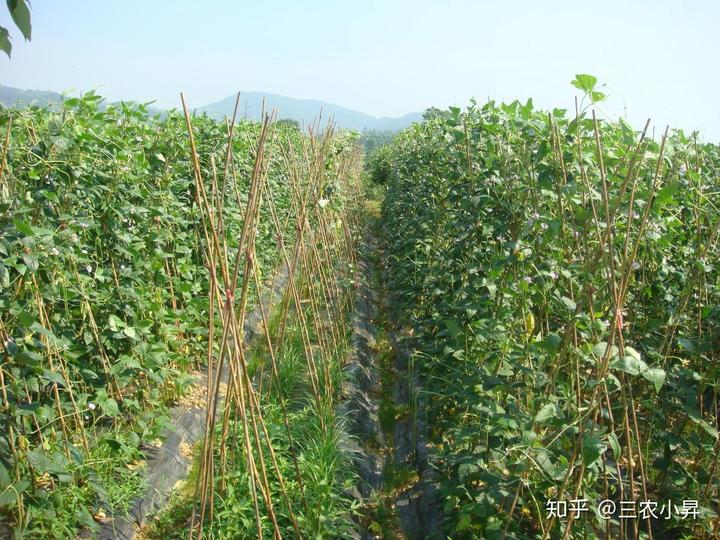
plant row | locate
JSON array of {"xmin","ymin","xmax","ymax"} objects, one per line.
[{"xmin": 377, "ymin": 82, "xmax": 720, "ymax": 538}]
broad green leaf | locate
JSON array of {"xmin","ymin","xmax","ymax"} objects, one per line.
[
  {"xmin": 7, "ymin": 0, "xmax": 32, "ymax": 41},
  {"xmin": 25, "ymin": 448, "xmax": 53, "ymax": 474},
  {"xmin": 0, "ymin": 263, "xmax": 9, "ymax": 289},
  {"xmin": 655, "ymin": 182, "xmax": 678, "ymax": 207},
  {"xmin": 571, "ymin": 74, "xmax": 597, "ymax": 93},
  {"xmin": 0, "ymin": 479, "xmax": 29, "ymax": 508},
  {"xmin": 642, "ymin": 367, "xmax": 666, "ymax": 393},
  {"xmin": 534, "ymin": 403, "xmax": 557, "ymax": 424},
  {"xmin": 99, "ymin": 397, "xmax": 119, "ymax": 417},
  {"xmin": 560, "ymin": 296, "xmax": 576, "ymax": 311},
  {"xmin": 582, "ymin": 435, "xmax": 606, "ymax": 468},
  {"xmin": 108, "ymin": 314, "xmax": 124, "ymax": 331},
  {"xmin": 41, "ymin": 369, "xmax": 66, "ymax": 387},
  {"xmin": 123, "ymin": 326, "xmax": 137, "ymax": 339},
  {"xmin": 538, "ymin": 333, "xmax": 562, "ymax": 352},
  {"xmin": 607, "ymin": 432, "xmax": 621, "ymax": 459},
  {"xmin": 0, "ymin": 26, "xmax": 10, "ymax": 57},
  {"xmin": 677, "ymin": 337, "xmax": 697, "ymax": 353},
  {"xmin": 610, "ymin": 354, "xmax": 648, "ymax": 376},
  {"xmin": 12, "ymin": 219, "xmax": 35, "ymax": 236},
  {"xmin": 592, "ymin": 342, "xmax": 619, "ymax": 359}
]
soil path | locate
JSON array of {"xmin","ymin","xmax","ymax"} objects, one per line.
[{"xmin": 341, "ymin": 223, "xmax": 441, "ymax": 540}]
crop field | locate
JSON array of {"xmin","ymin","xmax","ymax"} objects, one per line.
[{"xmin": 0, "ymin": 77, "xmax": 719, "ymax": 540}]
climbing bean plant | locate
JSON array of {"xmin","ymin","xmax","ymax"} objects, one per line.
[
  {"xmin": 379, "ymin": 78, "xmax": 720, "ymax": 539},
  {"xmin": 0, "ymin": 94, "xmax": 332, "ymax": 538}
]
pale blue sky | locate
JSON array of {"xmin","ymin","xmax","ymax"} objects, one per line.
[{"xmin": 1, "ymin": 0, "xmax": 718, "ymax": 140}]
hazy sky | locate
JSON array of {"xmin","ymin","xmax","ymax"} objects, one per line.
[{"xmin": 1, "ymin": 0, "xmax": 718, "ymax": 140}]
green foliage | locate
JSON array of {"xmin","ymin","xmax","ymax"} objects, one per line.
[
  {"xmin": 360, "ymin": 129, "xmax": 396, "ymax": 155},
  {"xmin": 147, "ymin": 304, "xmax": 358, "ymax": 539},
  {"xmin": 275, "ymin": 118, "xmax": 301, "ymax": 131},
  {"xmin": 367, "ymin": 144, "xmax": 394, "ymax": 185},
  {"xmin": 1, "ymin": 0, "xmax": 32, "ymax": 57},
  {"xmin": 380, "ymin": 84, "xmax": 720, "ymax": 538},
  {"xmin": 422, "ymin": 106, "xmax": 451, "ymax": 121},
  {"xmin": 0, "ymin": 94, "xmax": 321, "ymax": 537},
  {"xmin": 571, "ymin": 73, "xmax": 606, "ymax": 106}
]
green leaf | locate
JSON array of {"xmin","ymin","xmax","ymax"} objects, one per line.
[
  {"xmin": 0, "ymin": 479, "xmax": 29, "ymax": 508},
  {"xmin": 99, "ymin": 397, "xmax": 119, "ymax": 417},
  {"xmin": 607, "ymin": 432, "xmax": 621, "ymax": 459},
  {"xmin": 642, "ymin": 367, "xmax": 666, "ymax": 393},
  {"xmin": 122, "ymin": 326, "xmax": 137, "ymax": 339},
  {"xmin": 25, "ymin": 448, "xmax": 53, "ymax": 474},
  {"xmin": 592, "ymin": 342, "xmax": 618, "ymax": 359},
  {"xmin": 12, "ymin": 219, "xmax": 35, "ymax": 236},
  {"xmin": 41, "ymin": 369, "xmax": 66, "ymax": 387},
  {"xmin": 538, "ymin": 333, "xmax": 561, "ymax": 352},
  {"xmin": 0, "ymin": 26, "xmax": 10, "ymax": 57},
  {"xmin": 610, "ymin": 354, "xmax": 648, "ymax": 376},
  {"xmin": 0, "ymin": 262, "xmax": 9, "ymax": 289},
  {"xmin": 0, "ymin": 463, "xmax": 9, "ymax": 485},
  {"xmin": 582, "ymin": 435, "xmax": 606, "ymax": 467},
  {"xmin": 655, "ymin": 182, "xmax": 678, "ymax": 207},
  {"xmin": 560, "ymin": 296, "xmax": 576, "ymax": 311},
  {"xmin": 677, "ymin": 337, "xmax": 697, "ymax": 353},
  {"xmin": 571, "ymin": 74, "xmax": 597, "ymax": 93},
  {"xmin": 534, "ymin": 403, "xmax": 557, "ymax": 424},
  {"xmin": 7, "ymin": 0, "xmax": 32, "ymax": 41},
  {"xmin": 107, "ymin": 314, "xmax": 124, "ymax": 332}
]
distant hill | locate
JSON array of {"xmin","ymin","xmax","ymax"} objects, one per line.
[
  {"xmin": 0, "ymin": 85, "xmax": 64, "ymax": 107},
  {"xmin": 0, "ymin": 85, "xmax": 165, "ymax": 116},
  {"xmin": 0, "ymin": 85, "xmax": 422, "ymax": 131},
  {"xmin": 197, "ymin": 92, "xmax": 422, "ymax": 131}
]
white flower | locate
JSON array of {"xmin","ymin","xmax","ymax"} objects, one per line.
[
  {"xmin": 88, "ymin": 402, "xmax": 96, "ymax": 410},
  {"xmin": 541, "ymin": 222, "xmax": 549, "ymax": 230},
  {"xmin": 49, "ymin": 247, "xmax": 60, "ymax": 256},
  {"xmin": 318, "ymin": 198, "xmax": 329, "ymax": 208},
  {"xmin": 631, "ymin": 261, "xmax": 641, "ymax": 270},
  {"xmin": 86, "ymin": 265, "xmax": 93, "ymax": 274},
  {"xmin": 548, "ymin": 271, "xmax": 558, "ymax": 280},
  {"xmin": 679, "ymin": 164, "xmax": 687, "ymax": 177},
  {"xmin": 523, "ymin": 276, "xmax": 533, "ymax": 284}
]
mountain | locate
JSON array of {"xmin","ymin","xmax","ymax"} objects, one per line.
[
  {"xmin": 197, "ymin": 92, "xmax": 422, "ymax": 131},
  {"xmin": 0, "ymin": 85, "xmax": 422, "ymax": 131},
  {"xmin": 0, "ymin": 85, "xmax": 64, "ymax": 108}
]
